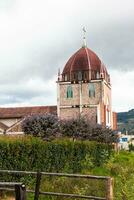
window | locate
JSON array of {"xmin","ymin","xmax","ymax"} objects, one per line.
[
  {"xmin": 96, "ymin": 72, "xmax": 100, "ymax": 79},
  {"xmin": 89, "ymin": 83, "xmax": 95, "ymax": 97},
  {"xmin": 65, "ymin": 74, "xmax": 67, "ymax": 81},
  {"xmin": 84, "ymin": 72, "xmax": 87, "ymax": 80},
  {"xmin": 78, "ymin": 71, "xmax": 82, "ymax": 81},
  {"xmin": 67, "ymin": 86, "xmax": 73, "ymax": 98}
]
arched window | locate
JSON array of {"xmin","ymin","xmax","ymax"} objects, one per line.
[
  {"xmin": 96, "ymin": 72, "xmax": 100, "ymax": 79},
  {"xmin": 65, "ymin": 74, "xmax": 67, "ymax": 81},
  {"xmin": 89, "ymin": 83, "xmax": 95, "ymax": 97},
  {"xmin": 67, "ymin": 86, "xmax": 73, "ymax": 98},
  {"xmin": 78, "ymin": 71, "xmax": 82, "ymax": 81},
  {"xmin": 84, "ymin": 72, "xmax": 87, "ymax": 80}
]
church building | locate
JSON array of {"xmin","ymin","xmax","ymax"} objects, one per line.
[
  {"xmin": 57, "ymin": 34, "xmax": 117, "ymax": 129},
  {"xmin": 0, "ymin": 33, "xmax": 117, "ymax": 134}
]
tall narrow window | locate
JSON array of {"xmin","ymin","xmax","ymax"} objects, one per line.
[
  {"xmin": 89, "ymin": 83, "xmax": 95, "ymax": 97},
  {"xmin": 96, "ymin": 72, "xmax": 100, "ymax": 79},
  {"xmin": 78, "ymin": 71, "xmax": 82, "ymax": 81},
  {"xmin": 67, "ymin": 86, "xmax": 73, "ymax": 98}
]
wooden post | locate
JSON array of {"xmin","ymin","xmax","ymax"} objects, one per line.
[
  {"xmin": 34, "ymin": 172, "xmax": 42, "ymax": 200},
  {"xmin": 106, "ymin": 177, "xmax": 114, "ymax": 200},
  {"xmin": 15, "ymin": 184, "xmax": 26, "ymax": 200}
]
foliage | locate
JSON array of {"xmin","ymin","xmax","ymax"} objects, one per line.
[
  {"xmin": 0, "ymin": 136, "xmax": 111, "ymax": 173},
  {"xmin": 129, "ymin": 143, "xmax": 134, "ymax": 151},
  {"xmin": 1, "ymin": 136, "xmax": 134, "ymax": 199},
  {"xmin": 0, "ymin": 136, "xmax": 112, "ymax": 200},
  {"xmin": 91, "ymin": 125, "xmax": 117, "ymax": 144},
  {"xmin": 59, "ymin": 117, "xmax": 92, "ymax": 139},
  {"xmin": 117, "ymin": 109, "xmax": 134, "ymax": 134},
  {"xmin": 92, "ymin": 151, "xmax": 134, "ymax": 200},
  {"xmin": 22, "ymin": 114, "xmax": 116, "ymax": 144},
  {"xmin": 22, "ymin": 113, "xmax": 59, "ymax": 139},
  {"xmin": 61, "ymin": 119, "xmax": 116, "ymax": 144}
]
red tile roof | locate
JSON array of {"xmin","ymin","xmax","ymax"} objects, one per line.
[
  {"xmin": 63, "ymin": 47, "xmax": 102, "ymax": 73},
  {"xmin": 62, "ymin": 47, "xmax": 110, "ymax": 82},
  {"xmin": 0, "ymin": 106, "xmax": 57, "ymax": 119}
]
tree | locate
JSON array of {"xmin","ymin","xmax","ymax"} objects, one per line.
[
  {"xmin": 91, "ymin": 124, "xmax": 117, "ymax": 144},
  {"xmin": 59, "ymin": 117, "xmax": 92, "ymax": 140},
  {"xmin": 60, "ymin": 117, "xmax": 116, "ymax": 144},
  {"xmin": 22, "ymin": 114, "xmax": 116, "ymax": 144},
  {"xmin": 22, "ymin": 113, "xmax": 59, "ymax": 139}
]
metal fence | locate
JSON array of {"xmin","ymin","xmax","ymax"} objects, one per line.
[{"xmin": 0, "ymin": 170, "xmax": 113, "ymax": 200}]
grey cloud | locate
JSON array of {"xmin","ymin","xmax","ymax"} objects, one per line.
[
  {"xmin": 0, "ymin": 81, "xmax": 54, "ymax": 105},
  {"xmin": 0, "ymin": 0, "xmax": 134, "ymax": 109}
]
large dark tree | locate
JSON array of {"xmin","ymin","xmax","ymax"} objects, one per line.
[
  {"xmin": 60, "ymin": 117, "xmax": 116, "ymax": 144},
  {"xmin": 59, "ymin": 117, "xmax": 92, "ymax": 140},
  {"xmin": 22, "ymin": 113, "xmax": 59, "ymax": 139}
]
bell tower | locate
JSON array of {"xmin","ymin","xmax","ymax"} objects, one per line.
[{"xmin": 57, "ymin": 35, "xmax": 116, "ymax": 129}]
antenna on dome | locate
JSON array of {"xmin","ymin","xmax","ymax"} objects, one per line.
[{"xmin": 82, "ymin": 27, "xmax": 87, "ymax": 48}]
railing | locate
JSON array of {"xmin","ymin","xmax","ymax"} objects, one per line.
[
  {"xmin": 0, "ymin": 182, "xmax": 26, "ymax": 200},
  {"xmin": 0, "ymin": 170, "xmax": 114, "ymax": 200}
]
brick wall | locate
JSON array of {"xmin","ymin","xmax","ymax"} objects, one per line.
[
  {"xmin": 82, "ymin": 107, "xmax": 97, "ymax": 124},
  {"xmin": 58, "ymin": 80, "xmax": 114, "ymax": 129},
  {"xmin": 60, "ymin": 108, "xmax": 80, "ymax": 119},
  {"xmin": 82, "ymin": 82, "xmax": 101, "ymax": 105},
  {"xmin": 59, "ymin": 81, "xmax": 102, "ymax": 107},
  {"xmin": 60, "ymin": 83, "xmax": 80, "ymax": 106}
]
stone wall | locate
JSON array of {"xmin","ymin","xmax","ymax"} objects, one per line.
[
  {"xmin": 60, "ymin": 107, "xmax": 80, "ymax": 119},
  {"xmin": 82, "ymin": 107, "xmax": 97, "ymax": 124},
  {"xmin": 59, "ymin": 81, "xmax": 101, "ymax": 107}
]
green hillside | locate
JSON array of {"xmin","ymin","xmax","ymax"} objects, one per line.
[{"xmin": 117, "ymin": 109, "xmax": 134, "ymax": 134}]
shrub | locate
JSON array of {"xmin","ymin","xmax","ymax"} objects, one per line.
[
  {"xmin": 129, "ymin": 143, "xmax": 134, "ymax": 151},
  {"xmin": 59, "ymin": 117, "xmax": 92, "ymax": 139},
  {"xmin": 0, "ymin": 136, "xmax": 112, "ymax": 173},
  {"xmin": 91, "ymin": 125, "xmax": 117, "ymax": 144},
  {"xmin": 22, "ymin": 114, "xmax": 116, "ymax": 144},
  {"xmin": 60, "ymin": 117, "xmax": 116, "ymax": 144},
  {"xmin": 22, "ymin": 113, "xmax": 59, "ymax": 139}
]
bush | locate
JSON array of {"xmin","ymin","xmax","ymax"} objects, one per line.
[
  {"xmin": 22, "ymin": 114, "xmax": 116, "ymax": 144},
  {"xmin": 0, "ymin": 136, "xmax": 112, "ymax": 173},
  {"xmin": 91, "ymin": 125, "xmax": 117, "ymax": 144},
  {"xmin": 22, "ymin": 113, "xmax": 59, "ymax": 139},
  {"xmin": 59, "ymin": 117, "xmax": 92, "ymax": 139},
  {"xmin": 60, "ymin": 117, "xmax": 116, "ymax": 144},
  {"xmin": 129, "ymin": 143, "xmax": 134, "ymax": 151}
]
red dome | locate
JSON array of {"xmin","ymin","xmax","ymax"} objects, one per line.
[
  {"xmin": 63, "ymin": 47, "xmax": 101, "ymax": 73},
  {"xmin": 61, "ymin": 47, "xmax": 110, "ymax": 83}
]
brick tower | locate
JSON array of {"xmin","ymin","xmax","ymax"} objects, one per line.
[{"xmin": 57, "ymin": 35, "xmax": 116, "ymax": 129}]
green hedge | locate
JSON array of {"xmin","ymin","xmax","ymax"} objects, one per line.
[
  {"xmin": 0, "ymin": 136, "xmax": 113, "ymax": 199},
  {"xmin": 0, "ymin": 136, "xmax": 112, "ymax": 173}
]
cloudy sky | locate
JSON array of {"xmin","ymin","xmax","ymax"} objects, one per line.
[{"xmin": 0, "ymin": 0, "xmax": 134, "ymax": 112}]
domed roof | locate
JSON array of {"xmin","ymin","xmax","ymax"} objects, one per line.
[
  {"xmin": 63, "ymin": 47, "xmax": 101, "ymax": 73},
  {"xmin": 61, "ymin": 46, "xmax": 110, "ymax": 83}
]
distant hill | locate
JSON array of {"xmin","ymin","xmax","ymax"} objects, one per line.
[{"xmin": 117, "ymin": 109, "xmax": 134, "ymax": 134}]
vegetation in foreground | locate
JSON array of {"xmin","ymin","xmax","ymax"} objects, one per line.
[
  {"xmin": 22, "ymin": 113, "xmax": 116, "ymax": 144},
  {"xmin": 0, "ymin": 136, "xmax": 134, "ymax": 199}
]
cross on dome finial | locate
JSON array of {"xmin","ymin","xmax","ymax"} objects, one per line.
[{"xmin": 82, "ymin": 27, "xmax": 87, "ymax": 48}]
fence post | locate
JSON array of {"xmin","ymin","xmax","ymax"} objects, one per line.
[
  {"xmin": 34, "ymin": 172, "xmax": 42, "ymax": 200},
  {"xmin": 15, "ymin": 184, "xmax": 26, "ymax": 200},
  {"xmin": 106, "ymin": 177, "xmax": 114, "ymax": 200}
]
